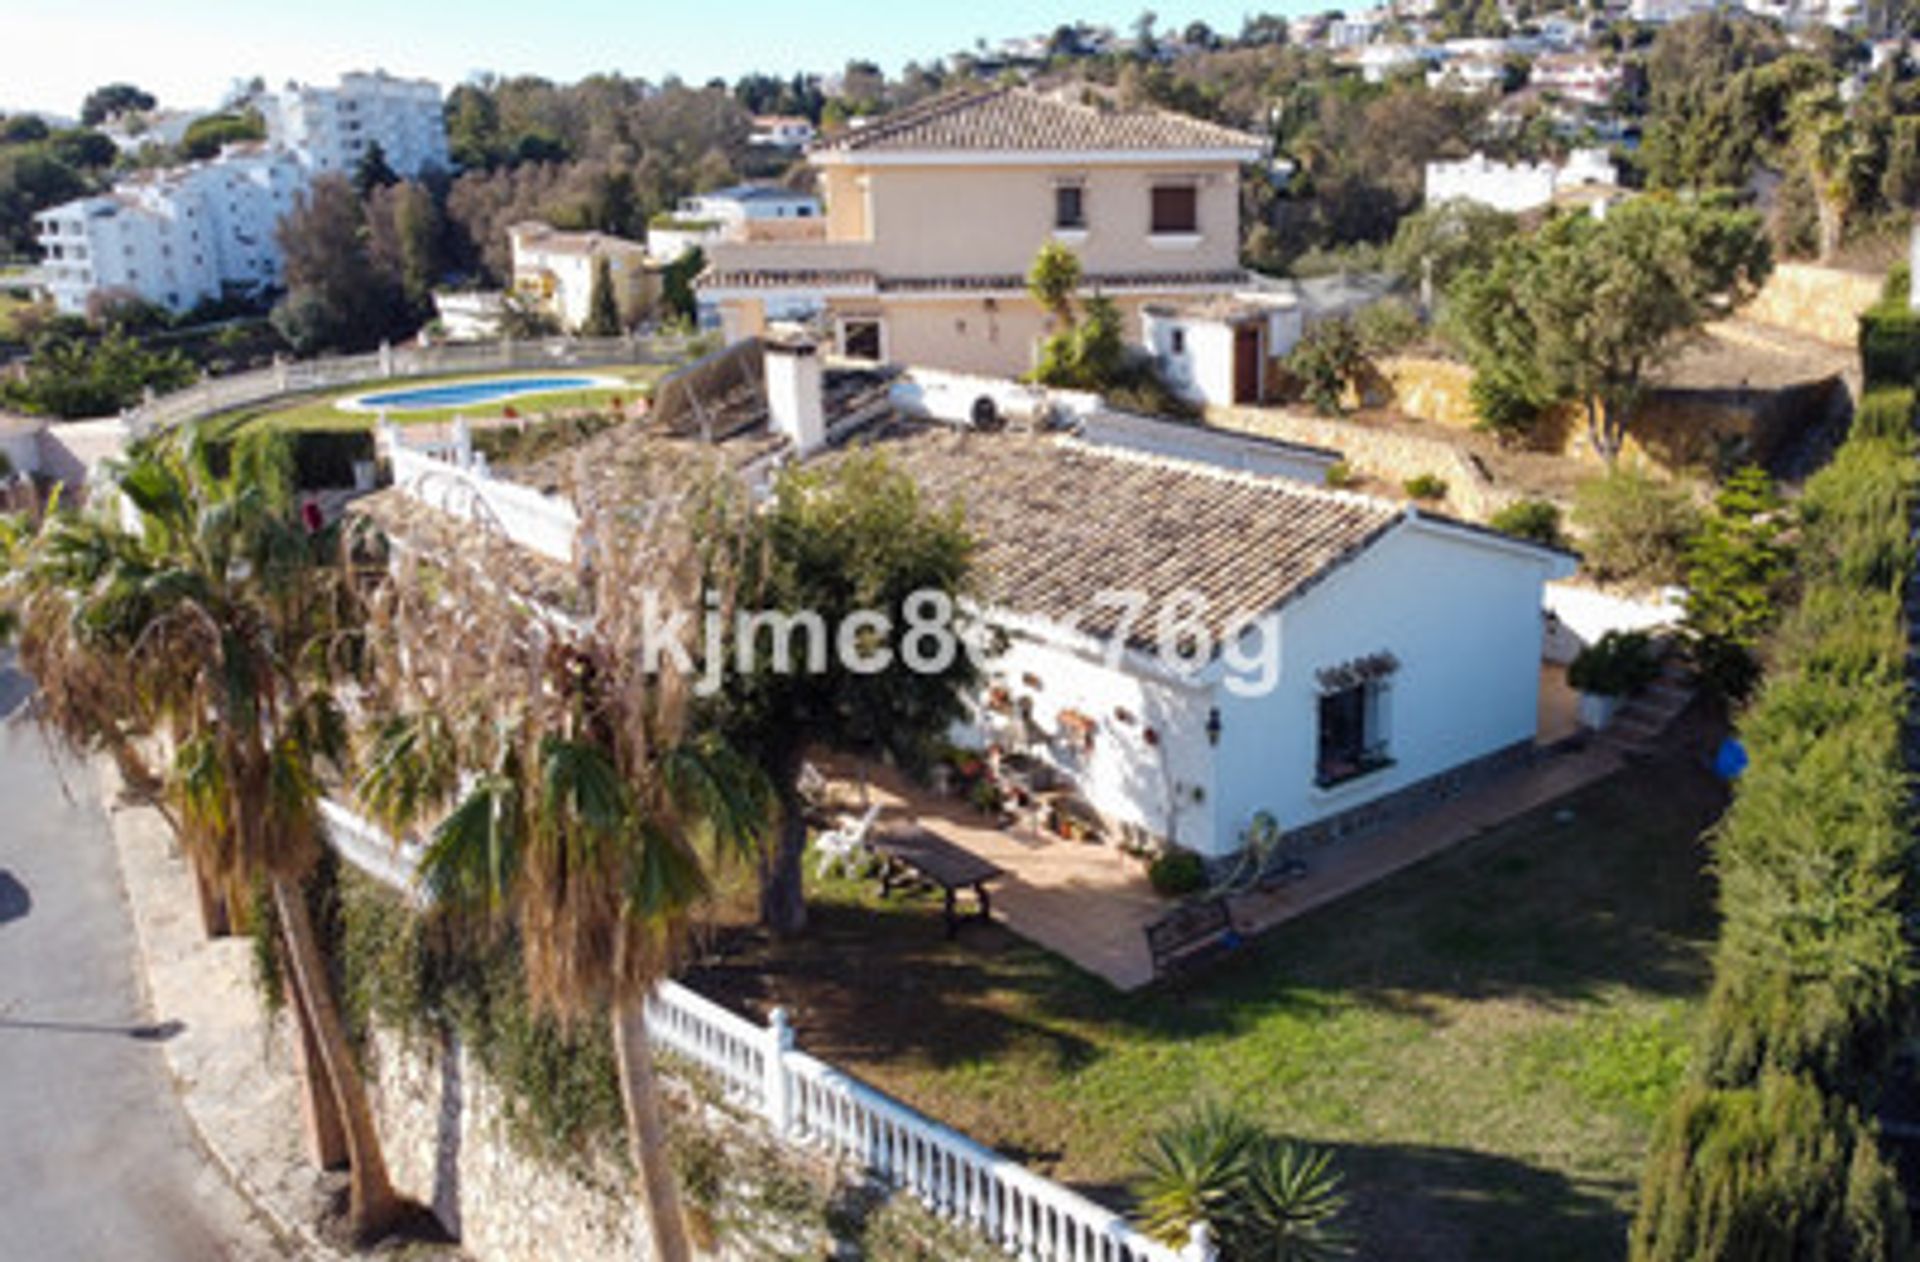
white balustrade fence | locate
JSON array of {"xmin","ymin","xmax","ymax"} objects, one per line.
[
  {"xmin": 318, "ymin": 796, "xmax": 1209, "ymax": 1262},
  {"xmin": 122, "ymin": 334, "xmax": 697, "ymax": 440},
  {"xmin": 383, "ymin": 429, "xmax": 581, "ymax": 563}
]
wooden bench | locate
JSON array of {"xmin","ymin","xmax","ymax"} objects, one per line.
[{"xmin": 1145, "ymin": 897, "xmax": 1238, "ymax": 978}]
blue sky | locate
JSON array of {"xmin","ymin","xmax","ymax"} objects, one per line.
[{"xmin": 10, "ymin": 0, "xmax": 1309, "ymax": 117}]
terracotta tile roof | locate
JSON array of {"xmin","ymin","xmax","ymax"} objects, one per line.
[
  {"xmin": 826, "ymin": 422, "xmax": 1406, "ymax": 654},
  {"xmin": 815, "ymin": 87, "xmax": 1266, "ymax": 156}
]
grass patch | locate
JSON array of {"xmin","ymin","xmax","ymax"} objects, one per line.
[
  {"xmin": 689, "ymin": 755, "xmax": 1725, "ymax": 1261},
  {"xmin": 0, "ymin": 289, "xmax": 46, "ymax": 341},
  {"xmin": 205, "ymin": 365, "xmax": 669, "ymax": 437}
]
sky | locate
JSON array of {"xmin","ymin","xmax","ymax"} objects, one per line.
[{"xmin": 6, "ymin": 0, "xmax": 1310, "ymax": 118}]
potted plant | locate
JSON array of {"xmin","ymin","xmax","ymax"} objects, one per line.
[{"xmin": 1568, "ymin": 630, "xmax": 1660, "ymax": 730}]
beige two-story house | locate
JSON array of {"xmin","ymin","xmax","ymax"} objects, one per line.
[{"xmin": 699, "ymin": 88, "xmax": 1270, "ymax": 379}]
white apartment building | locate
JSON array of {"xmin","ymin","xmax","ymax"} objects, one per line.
[
  {"xmin": 1424, "ymin": 149, "xmax": 1617, "ymax": 214},
  {"xmin": 34, "ymin": 144, "xmax": 308, "ymax": 315},
  {"xmin": 37, "ymin": 71, "xmax": 449, "ymax": 317},
  {"xmin": 259, "ymin": 71, "xmax": 449, "ymax": 179}
]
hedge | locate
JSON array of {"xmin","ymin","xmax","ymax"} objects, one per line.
[
  {"xmin": 201, "ymin": 426, "xmax": 375, "ymax": 492},
  {"xmin": 1859, "ymin": 302, "xmax": 1920, "ymax": 389},
  {"xmin": 1630, "ymin": 354, "xmax": 1919, "ymax": 1259}
]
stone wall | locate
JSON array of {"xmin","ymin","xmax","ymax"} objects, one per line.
[
  {"xmin": 1373, "ymin": 353, "xmax": 1846, "ymax": 474},
  {"xmin": 361, "ymin": 1021, "xmax": 1002, "ymax": 1262},
  {"xmin": 1208, "ymin": 403, "xmax": 1511, "ymax": 518},
  {"xmin": 364, "ymin": 1026, "xmax": 646, "ymax": 1261},
  {"xmin": 1738, "ymin": 262, "xmax": 1886, "ymax": 347}
]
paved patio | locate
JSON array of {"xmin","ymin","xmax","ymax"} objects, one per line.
[{"xmin": 820, "ymin": 732, "xmax": 1624, "ymax": 991}]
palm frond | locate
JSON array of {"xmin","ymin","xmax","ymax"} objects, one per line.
[
  {"xmin": 420, "ymin": 774, "xmax": 522, "ymax": 912},
  {"xmin": 356, "ymin": 710, "xmax": 463, "ymax": 833},
  {"xmin": 660, "ymin": 732, "xmax": 774, "ymax": 867},
  {"xmin": 623, "ymin": 816, "xmax": 712, "ymax": 923}
]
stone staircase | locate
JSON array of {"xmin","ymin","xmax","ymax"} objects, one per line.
[{"xmin": 1599, "ymin": 658, "xmax": 1697, "ymax": 756}]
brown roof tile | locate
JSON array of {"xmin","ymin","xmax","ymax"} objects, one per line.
[
  {"xmin": 816, "ymin": 87, "xmax": 1265, "ymax": 156},
  {"xmin": 826, "ymin": 423, "xmax": 1405, "ymax": 655}
]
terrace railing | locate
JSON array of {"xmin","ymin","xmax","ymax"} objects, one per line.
[
  {"xmin": 121, "ymin": 333, "xmax": 698, "ymax": 440},
  {"xmin": 317, "ymin": 795, "xmax": 1209, "ymax": 1262}
]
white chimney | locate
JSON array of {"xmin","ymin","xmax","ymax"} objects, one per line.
[{"xmin": 764, "ymin": 335, "xmax": 827, "ymax": 457}]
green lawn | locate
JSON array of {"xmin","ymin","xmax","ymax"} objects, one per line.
[
  {"xmin": 205, "ymin": 365, "xmax": 670, "ymax": 436},
  {"xmin": 690, "ymin": 756, "xmax": 1726, "ymax": 1261}
]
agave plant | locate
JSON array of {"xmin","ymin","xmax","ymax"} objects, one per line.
[
  {"xmin": 1133, "ymin": 1101, "xmax": 1263, "ymax": 1246},
  {"xmin": 1232, "ymin": 1138, "xmax": 1352, "ymax": 1262}
]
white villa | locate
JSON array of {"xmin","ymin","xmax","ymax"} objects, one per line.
[
  {"xmin": 357, "ymin": 336, "xmax": 1573, "ymax": 865},
  {"xmin": 647, "ymin": 183, "xmax": 824, "ymax": 264},
  {"xmin": 35, "ymin": 71, "xmax": 448, "ymax": 316},
  {"xmin": 750, "ymin": 115, "xmax": 818, "ymax": 150},
  {"xmin": 508, "ymin": 222, "xmax": 657, "ymax": 332},
  {"xmin": 699, "ymin": 87, "xmax": 1272, "ymax": 380},
  {"xmin": 1423, "ymin": 149, "xmax": 1620, "ymax": 215}
]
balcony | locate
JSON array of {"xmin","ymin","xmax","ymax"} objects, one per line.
[{"xmin": 702, "ymin": 231, "xmax": 880, "ymax": 295}]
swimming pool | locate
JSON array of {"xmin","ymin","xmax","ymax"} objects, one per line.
[{"xmin": 337, "ymin": 374, "xmax": 623, "ymax": 413}]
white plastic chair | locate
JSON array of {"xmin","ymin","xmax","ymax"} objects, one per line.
[{"xmin": 815, "ymin": 803, "xmax": 883, "ymax": 878}]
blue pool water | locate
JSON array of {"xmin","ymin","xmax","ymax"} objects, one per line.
[{"xmin": 352, "ymin": 376, "xmax": 603, "ymax": 411}]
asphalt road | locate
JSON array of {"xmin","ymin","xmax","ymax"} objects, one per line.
[{"xmin": 0, "ymin": 658, "xmax": 289, "ymax": 1260}]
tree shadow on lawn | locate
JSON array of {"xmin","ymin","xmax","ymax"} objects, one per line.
[
  {"xmin": 1062, "ymin": 1138, "xmax": 1630, "ymax": 1262},
  {"xmin": 1328, "ymin": 1139, "xmax": 1632, "ymax": 1262},
  {"xmin": 684, "ymin": 756, "xmax": 1724, "ymax": 1074},
  {"xmin": 1139, "ymin": 757, "xmax": 1725, "ymax": 1036}
]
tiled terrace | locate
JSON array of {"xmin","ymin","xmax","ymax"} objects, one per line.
[{"xmin": 819, "ymin": 668, "xmax": 1614, "ymax": 991}]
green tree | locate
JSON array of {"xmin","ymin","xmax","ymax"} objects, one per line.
[
  {"xmin": 352, "ymin": 141, "xmax": 400, "ymax": 198},
  {"xmin": 365, "ymin": 180, "xmax": 443, "ymax": 312},
  {"xmin": 272, "ymin": 174, "xmax": 409, "ymax": 353},
  {"xmin": 1027, "ymin": 240, "xmax": 1083, "ymax": 327},
  {"xmin": 1285, "ymin": 318, "xmax": 1367, "ymax": 415},
  {"xmin": 1633, "ymin": 1074, "xmax": 1910, "ymax": 1262},
  {"xmin": 1448, "ymin": 199, "xmax": 1769, "ymax": 460},
  {"xmin": 709, "ymin": 453, "xmax": 978, "ymax": 936},
  {"xmin": 661, "ymin": 245, "xmax": 704, "ymax": 325},
  {"xmin": 582, "ymin": 255, "xmax": 623, "ymax": 335},
  {"xmin": 178, "ymin": 109, "xmax": 265, "ymax": 160},
  {"xmin": 1572, "ymin": 468, "xmax": 1702, "ymax": 585},
  {"xmin": 1, "ymin": 329, "xmax": 195, "ymax": 419},
  {"xmin": 2, "ymin": 432, "xmax": 404, "ymax": 1237},
  {"xmin": 80, "ymin": 82, "xmax": 156, "ymax": 127},
  {"xmin": 0, "ymin": 146, "xmax": 89, "ymax": 254},
  {"xmin": 1683, "ymin": 467, "xmax": 1793, "ymax": 700}
]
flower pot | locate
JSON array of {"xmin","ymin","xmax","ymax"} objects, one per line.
[{"xmin": 1578, "ymin": 691, "xmax": 1621, "ymax": 731}]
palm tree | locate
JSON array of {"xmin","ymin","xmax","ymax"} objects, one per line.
[
  {"xmin": 0, "ymin": 430, "xmax": 403, "ymax": 1237},
  {"xmin": 1787, "ymin": 86, "xmax": 1863, "ymax": 263},
  {"xmin": 355, "ymin": 480, "xmax": 770, "ymax": 1262}
]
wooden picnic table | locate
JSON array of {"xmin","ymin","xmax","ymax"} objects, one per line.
[{"xmin": 869, "ymin": 823, "xmax": 1004, "ymax": 938}]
